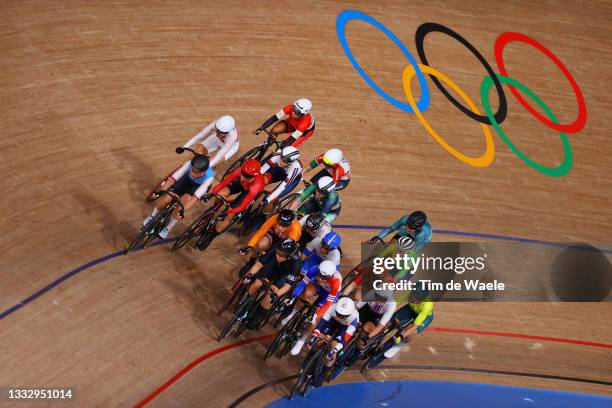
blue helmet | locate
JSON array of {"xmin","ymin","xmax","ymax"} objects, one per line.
[{"xmin": 321, "ymin": 232, "xmax": 341, "ymax": 250}]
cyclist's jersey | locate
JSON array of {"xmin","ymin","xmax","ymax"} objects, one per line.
[
  {"xmin": 261, "ymin": 154, "xmax": 303, "ymax": 202},
  {"xmin": 210, "ymin": 167, "xmax": 265, "ymax": 215},
  {"xmin": 310, "ymin": 154, "xmax": 351, "ymax": 182},
  {"xmin": 377, "ymin": 218, "xmax": 433, "ymax": 253},
  {"xmin": 356, "ymin": 295, "xmax": 397, "ymax": 326},
  {"xmin": 404, "ymin": 300, "xmax": 434, "ymax": 326},
  {"xmin": 314, "ymin": 302, "xmax": 359, "ymax": 344},
  {"xmin": 183, "ymin": 118, "xmax": 240, "ymax": 168},
  {"xmin": 292, "ymin": 263, "xmax": 342, "ymax": 317},
  {"xmin": 247, "ymin": 214, "xmax": 302, "ymax": 248},
  {"xmin": 257, "ymin": 249, "xmax": 302, "ymax": 284},
  {"xmin": 298, "ymin": 184, "xmax": 341, "ymax": 213},
  {"xmin": 298, "ymin": 215, "xmax": 333, "ymax": 239},
  {"xmin": 170, "ymin": 161, "xmax": 215, "ymax": 199},
  {"xmin": 304, "ymin": 236, "xmax": 341, "ymax": 267},
  {"xmin": 281, "ymin": 104, "xmax": 315, "ymax": 135}
]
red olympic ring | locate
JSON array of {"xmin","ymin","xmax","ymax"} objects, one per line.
[{"xmin": 495, "ymin": 32, "xmax": 587, "ymax": 134}]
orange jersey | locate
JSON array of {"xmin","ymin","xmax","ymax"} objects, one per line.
[{"xmin": 247, "ymin": 214, "xmax": 302, "ymax": 247}]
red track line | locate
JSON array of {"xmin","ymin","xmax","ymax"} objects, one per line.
[
  {"xmin": 134, "ymin": 334, "xmax": 274, "ymax": 408},
  {"xmin": 134, "ymin": 329, "xmax": 612, "ymax": 407},
  {"xmin": 430, "ymin": 327, "xmax": 612, "ymax": 349}
]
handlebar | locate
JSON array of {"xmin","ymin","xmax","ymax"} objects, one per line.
[
  {"xmin": 201, "ymin": 192, "xmax": 232, "ymax": 208},
  {"xmin": 154, "ymin": 190, "xmax": 185, "ymax": 218},
  {"xmin": 255, "ymin": 128, "xmax": 284, "ymax": 149}
]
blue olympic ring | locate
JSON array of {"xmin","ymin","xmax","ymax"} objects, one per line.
[{"xmin": 335, "ymin": 9, "xmax": 430, "ymax": 113}]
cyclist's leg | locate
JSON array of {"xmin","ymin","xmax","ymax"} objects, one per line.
[
  {"xmin": 270, "ymin": 120, "xmax": 289, "ymax": 137},
  {"xmin": 214, "ymin": 181, "xmax": 245, "ymax": 232}
]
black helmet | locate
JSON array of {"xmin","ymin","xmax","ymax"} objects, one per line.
[
  {"xmin": 191, "ymin": 155, "xmax": 210, "ymax": 172},
  {"xmin": 277, "ymin": 209, "xmax": 296, "ymax": 227},
  {"xmin": 277, "ymin": 239, "xmax": 298, "ymax": 257},
  {"xmin": 305, "ymin": 212, "xmax": 325, "ymax": 232},
  {"xmin": 407, "ymin": 211, "xmax": 427, "ymax": 231}
]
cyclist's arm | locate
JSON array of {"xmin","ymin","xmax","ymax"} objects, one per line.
[
  {"xmin": 167, "ymin": 161, "xmax": 191, "ymax": 186},
  {"xmin": 210, "ymin": 167, "xmax": 240, "ymax": 194},
  {"xmin": 289, "ymin": 131, "xmax": 308, "ymax": 147},
  {"xmin": 265, "ymin": 164, "xmax": 301, "ymax": 203},
  {"xmin": 287, "ymin": 221, "xmax": 302, "ymax": 241},
  {"xmin": 315, "ymin": 276, "xmax": 341, "ymax": 318},
  {"xmin": 227, "ymin": 178, "xmax": 264, "ymax": 215},
  {"xmin": 209, "ymin": 131, "xmax": 238, "ymax": 168},
  {"xmin": 308, "ymin": 155, "xmax": 324, "ymax": 170},
  {"xmin": 183, "ymin": 121, "xmax": 215, "ymax": 148},
  {"xmin": 247, "ymin": 215, "xmax": 277, "ymax": 247},
  {"xmin": 413, "ymin": 301, "xmax": 434, "ymax": 326},
  {"xmin": 193, "ymin": 168, "xmax": 216, "ymax": 199},
  {"xmin": 377, "ymin": 215, "xmax": 410, "ymax": 239},
  {"xmin": 258, "ymin": 109, "xmax": 286, "ymax": 130},
  {"xmin": 298, "ymin": 184, "xmax": 316, "ymax": 202},
  {"xmin": 371, "ymin": 301, "xmax": 397, "ymax": 337},
  {"xmin": 291, "ymin": 264, "xmax": 317, "ymax": 298},
  {"xmin": 332, "ymin": 165, "xmax": 346, "ymax": 183}
]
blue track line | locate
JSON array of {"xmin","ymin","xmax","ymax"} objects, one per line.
[{"xmin": 1, "ymin": 224, "xmax": 610, "ymax": 321}]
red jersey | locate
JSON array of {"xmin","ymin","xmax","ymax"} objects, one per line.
[
  {"xmin": 211, "ymin": 167, "xmax": 265, "ymax": 215},
  {"xmin": 282, "ymin": 104, "xmax": 315, "ymax": 134}
]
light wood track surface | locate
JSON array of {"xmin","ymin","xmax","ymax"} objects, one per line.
[{"xmin": 1, "ymin": 1, "xmax": 610, "ymax": 407}]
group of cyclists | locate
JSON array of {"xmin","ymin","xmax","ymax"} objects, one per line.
[{"xmin": 136, "ymin": 98, "xmax": 435, "ymax": 389}]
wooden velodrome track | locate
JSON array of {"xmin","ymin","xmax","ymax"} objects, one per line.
[{"xmin": 1, "ymin": 0, "xmax": 611, "ymax": 407}]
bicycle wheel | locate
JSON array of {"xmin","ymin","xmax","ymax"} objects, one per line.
[
  {"xmin": 218, "ymin": 299, "xmax": 249, "ymax": 342},
  {"xmin": 361, "ymin": 337, "xmax": 395, "ymax": 372},
  {"xmin": 328, "ymin": 337, "xmax": 359, "ymax": 383},
  {"xmin": 264, "ymin": 324, "xmax": 290, "ymax": 361},
  {"xmin": 290, "ymin": 347, "xmax": 323, "ymax": 400},
  {"xmin": 274, "ymin": 193, "xmax": 301, "ymax": 213},
  {"xmin": 222, "ymin": 146, "xmax": 262, "ymax": 180},
  {"xmin": 238, "ymin": 207, "xmax": 265, "ymax": 237},
  {"xmin": 126, "ymin": 207, "xmax": 169, "ymax": 253},
  {"xmin": 278, "ymin": 311, "xmax": 304, "ymax": 358},
  {"xmin": 145, "ymin": 165, "xmax": 181, "ymax": 202},
  {"xmin": 303, "ymin": 348, "xmax": 326, "ymax": 396},
  {"xmin": 218, "ymin": 279, "xmax": 247, "ymax": 316},
  {"xmin": 172, "ymin": 207, "xmax": 216, "ymax": 252}
]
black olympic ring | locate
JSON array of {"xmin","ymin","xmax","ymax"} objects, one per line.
[{"xmin": 415, "ymin": 22, "xmax": 508, "ymax": 125}]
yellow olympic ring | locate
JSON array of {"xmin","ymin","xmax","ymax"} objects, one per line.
[{"xmin": 402, "ymin": 64, "xmax": 495, "ymax": 167}]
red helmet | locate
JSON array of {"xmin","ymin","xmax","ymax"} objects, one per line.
[{"xmin": 241, "ymin": 159, "xmax": 261, "ymax": 177}]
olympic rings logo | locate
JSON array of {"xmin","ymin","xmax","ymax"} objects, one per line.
[{"xmin": 336, "ymin": 10, "xmax": 587, "ymax": 177}]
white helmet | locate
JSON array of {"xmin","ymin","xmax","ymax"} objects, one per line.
[
  {"xmin": 215, "ymin": 115, "xmax": 235, "ymax": 133},
  {"xmin": 317, "ymin": 260, "xmax": 336, "ymax": 280},
  {"xmin": 397, "ymin": 235, "xmax": 415, "ymax": 253},
  {"xmin": 316, "ymin": 176, "xmax": 336, "ymax": 194},
  {"xmin": 281, "ymin": 146, "xmax": 300, "ymax": 163},
  {"xmin": 322, "ymin": 148, "xmax": 342, "ymax": 166},
  {"xmin": 335, "ymin": 297, "xmax": 356, "ymax": 318},
  {"xmin": 294, "ymin": 98, "xmax": 312, "ymax": 115}
]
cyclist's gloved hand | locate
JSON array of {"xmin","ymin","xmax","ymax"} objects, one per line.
[
  {"xmin": 368, "ymin": 236, "xmax": 380, "ymax": 244},
  {"xmin": 175, "ymin": 146, "xmax": 185, "ymax": 154},
  {"xmin": 254, "ymin": 128, "xmax": 262, "ymax": 135},
  {"xmin": 238, "ymin": 247, "xmax": 251, "ymax": 256}
]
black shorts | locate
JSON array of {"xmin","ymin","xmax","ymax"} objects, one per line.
[
  {"xmin": 258, "ymin": 267, "xmax": 299, "ymax": 289},
  {"xmin": 227, "ymin": 179, "xmax": 247, "ymax": 196},
  {"xmin": 168, "ymin": 174, "xmax": 199, "ymax": 196},
  {"xmin": 358, "ymin": 303, "xmax": 381, "ymax": 326}
]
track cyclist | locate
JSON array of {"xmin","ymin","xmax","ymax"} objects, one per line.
[
  {"xmin": 364, "ymin": 282, "xmax": 434, "ymax": 370},
  {"xmin": 304, "ymin": 148, "xmax": 351, "ymax": 191},
  {"xmin": 370, "ymin": 211, "xmax": 432, "ymax": 253},
  {"xmin": 182, "ymin": 115, "xmax": 239, "ymax": 168},
  {"xmin": 298, "ymin": 212, "xmax": 333, "ymax": 248},
  {"xmin": 356, "ymin": 289, "xmax": 397, "ymax": 343},
  {"xmin": 290, "ymin": 176, "xmax": 341, "ymax": 223},
  {"xmin": 238, "ymin": 209, "xmax": 302, "ymax": 276},
  {"xmin": 285, "ymin": 260, "xmax": 343, "ymax": 351},
  {"xmin": 254, "ymin": 99, "xmax": 315, "ymax": 148},
  {"xmin": 204, "ymin": 159, "xmax": 265, "ymax": 241},
  {"xmin": 242, "ymin": 239, "xmax": 303, "ymax": 330},
  {"xmin": 142, "ymin": 155, "xmax": 214, "ymax": 238},
  {"xmin": 302, "ymin": 231, "xmax": 342, "ymax": 271},
  {"xmin": 259, "ymin": 146, "xmax": 303, "ymax": 211},
  {"xmin": 297, "ymin": 297, "xmax": 360, "ymax": 385}
]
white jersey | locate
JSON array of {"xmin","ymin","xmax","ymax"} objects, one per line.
[
  {"xmin": 337, "ymin": 157, "xmax": 351, "ymax": 181},
  {"xmin": 183, "ymin": 118, "xmax": 240, "ymax": 168},
  {"xmin": 305, "ymin": 236, "xmax": 341, "ymax": 266},
  {"xmin": 261, "ymin": 154, "xmax": 303, "ymax": 203},
  {"xmin": 357, "ymin": 295, "xmax": 397, "ymax": 326}
]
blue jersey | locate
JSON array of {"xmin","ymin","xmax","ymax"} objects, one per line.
[
  {"xmin": 377, "ymin": 216, "xmax": 432, "ymax": 253},
  {"xmin": 188, "ymin": 166, "xmax": 214, "ymax": 184}
]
